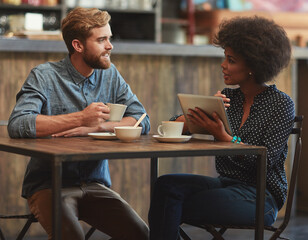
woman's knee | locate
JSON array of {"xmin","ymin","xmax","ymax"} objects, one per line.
[
  {"xmin": 154, "ymin": 174, "xmax": 188, "ymax": 192},
  {"xmin": 155, "ymin": 174, "xmax": 175, "ymax": 186}
]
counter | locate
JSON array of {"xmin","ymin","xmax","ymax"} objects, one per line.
[
  {"xmin": 0, "ymin": 38, "xmax": 223, "ymax": 56},
  {"xmin": 1, "ymin": 38, "xmax": 308, "ymax": 59}
]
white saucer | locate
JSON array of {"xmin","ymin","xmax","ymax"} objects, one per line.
[
  {"xmin": 88, "ymin": 132, "xmax": 117, "ymax": 140},
  {"xmin": 152, "ymin": 135, "xmax": 192, "ymax": 143}
]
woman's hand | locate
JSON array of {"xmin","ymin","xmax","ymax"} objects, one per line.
[
  {"xmin": 174, "ymin": 115, "xmax": 189, "ymax": 133},
  {"xmin": 187, "ymin": 107, "xmax": 232, "ymax": 142},
  {"xmin": 215, "ymin": 90, "xmax": 230, "ymax": 108}
]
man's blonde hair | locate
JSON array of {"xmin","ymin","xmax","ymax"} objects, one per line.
[{"xmin": 62, "ymin": 7, "xmax": 111, "ymax": 54}]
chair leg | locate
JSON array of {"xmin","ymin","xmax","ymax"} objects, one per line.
[
  {"xmin": 202, "ymin": 225, "xmax": 225, "ymax": 240},
  {"xmin": 269, "ymin": 230, "xmax": 290, "ymax": 240},
  {"xmin": 85, "ymin": 227, "xmax": 96, "ymax": 240},
  {"xmin": 16, "ymin": 215, "xmax": 36, "ymax": 240},
  {"xmin": 0, "ymin": 228, "xmax": 5, "ymax": 240},
  {"xmin": 179, "ymin": 226, "xmax": 192, "ymax": 240}
]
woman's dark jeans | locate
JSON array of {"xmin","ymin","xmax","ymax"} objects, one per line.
[{"xmin": 148, "ymin": 174, "xmax": 278, "ymax": 240}]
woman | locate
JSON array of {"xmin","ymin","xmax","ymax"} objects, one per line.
[{"xmin": 148, "ymin": 16, "xmax": 295, "ymax": 240}]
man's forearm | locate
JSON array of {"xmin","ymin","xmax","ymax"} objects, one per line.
[
  {"xmin": 36, "ymin": 112, "xmax": 83, "ymax": 137},
  {"xmin": 98, "ymin": 116, "xmax": 137, "ymax": 132}
]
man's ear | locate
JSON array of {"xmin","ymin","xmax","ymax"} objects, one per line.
[{"xmin": 72, "ymin": 39, "xmax": 84, "ymax": 53}]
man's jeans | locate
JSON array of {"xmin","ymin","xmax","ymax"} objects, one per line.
[{"xmin": 148, "ymin": 174, "xmax": 278, "ymax": 240}]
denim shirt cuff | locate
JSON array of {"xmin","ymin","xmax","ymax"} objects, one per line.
[{"xmin": 21, "ymin": 114, "xmax": 37, "ymax": 138}]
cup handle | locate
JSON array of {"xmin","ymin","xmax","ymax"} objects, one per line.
[{"xmin": 157, "ymin": 125, "xmax": 164, "ymax": 136}]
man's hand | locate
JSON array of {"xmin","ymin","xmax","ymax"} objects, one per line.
[
  {"xmin": 52, "ymin": 126, "xmax": 98, "ymax": 137},
  {"xmin": 81, "ymin": 102, "xmax": 110, "ymax": 127},
  {"xmin": 36, "ymin": 102, "xmax": 110, "ymax": 137}
]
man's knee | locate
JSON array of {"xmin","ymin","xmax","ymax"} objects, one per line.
[{"xmin": 126, "ymin": 220, "xmax": 149, "ymax": 240}]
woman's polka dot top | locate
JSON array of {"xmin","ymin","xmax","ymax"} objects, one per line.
[{"xmin": 216, "ymin": 85, "xmax": 295, "ymax": 209}]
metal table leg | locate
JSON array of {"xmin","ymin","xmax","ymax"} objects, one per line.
[
  {"xmin": 52, "ymin": 157, "xmax": 62, "ymax": 240},
  {"xmin": 150, "ymin": 157, "xmax": 158, "ymax": 199},
  {"xmin": 255, "ymin": 150, "xmax": 267, "ymax": 240}
]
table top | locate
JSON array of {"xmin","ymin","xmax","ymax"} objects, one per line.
[{"xmin": 0, "ymin": 135, "xmax": 266, "ymax": 161}]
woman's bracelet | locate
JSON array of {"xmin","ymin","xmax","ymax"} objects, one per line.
[
  {"xmin": 169, "ymin": 114, "xmax": 183, "ymax": 121},
  {"xmin": 231, "ymin": 136, "xmax": 242, "ymax": 144}
]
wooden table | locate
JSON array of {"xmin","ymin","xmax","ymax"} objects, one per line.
[{"xmin": 0, "ymin": 135, "xmax": 267, "ymax": 240}]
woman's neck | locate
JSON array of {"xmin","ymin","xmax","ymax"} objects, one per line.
[{"xmin": 240, "ymin": 82, "xmax": 268, "ymax": 104}]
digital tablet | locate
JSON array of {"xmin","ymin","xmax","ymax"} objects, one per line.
[{"xmin": 177, "ymin": 93, "xmax": 232, "ymax": 135}]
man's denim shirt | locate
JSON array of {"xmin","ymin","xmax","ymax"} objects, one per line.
[{"xmin": 8, "ymin": 55, "xmax": 150, "ymax": 198}]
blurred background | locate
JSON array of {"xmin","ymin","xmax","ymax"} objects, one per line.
[
  {"xmin": 1, "ymin": 0, "xmax": 308, "ymax": 45},
  {"xmin": 1, "ymin": 0, "xmax": 308, "ymax": 239}
]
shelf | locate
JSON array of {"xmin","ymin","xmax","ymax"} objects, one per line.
[
  {"xmin": 161, "ymin": 17, "xmax": 189, "ymax": 26},
  {"xmin": 0, "ymin": 0, "xmax": 161, "ymax": 42},
  {"xmin": 0, "ymin": 3, "xmax": 62, "ymax": 11},
  {"xmin": 67, "ymin": 7, "xmax": 156, "ymax": 15},
  {"xmin": 106, "ymin": 8, "xmax": 156, "ymax": 14}
]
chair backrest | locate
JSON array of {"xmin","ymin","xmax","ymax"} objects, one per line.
[{"xmin": 279, "ymin": 115, "xmax": 303, "ymax": 231}]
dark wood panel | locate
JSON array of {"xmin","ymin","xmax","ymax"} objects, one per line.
[{"xmin": 297, "ymin": 59, "xmax": 308, "ymax": 213}]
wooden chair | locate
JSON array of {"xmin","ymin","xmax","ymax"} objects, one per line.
[
  {"xmin": 0, "ymin": 120, "xmax": 96, "ymax": 240},
  {"xmin": 179, "ymin": 115, "xmax": 304, "ymax": 240}
]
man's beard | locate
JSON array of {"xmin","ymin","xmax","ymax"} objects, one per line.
[{"xmin": 82, "ymin": 50, "xmax": 111, "ymax": 69}]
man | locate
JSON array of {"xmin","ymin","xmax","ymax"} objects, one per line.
[{"xmin": 8, "ymin": 7, "xmax": 150, "ymax": 240}]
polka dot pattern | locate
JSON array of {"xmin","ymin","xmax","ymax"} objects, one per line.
[{"xmin": 216, "ymin": 85, "xmax": 295, "ymax": 209}]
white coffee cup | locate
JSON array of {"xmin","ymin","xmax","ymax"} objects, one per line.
[
  {"xmin": 107, "ymin": 103, "xmax": 127, "ymax": 122},
  {"xmin": 157, "ymin": 121, "xmax": 184, "ymax": 137}
]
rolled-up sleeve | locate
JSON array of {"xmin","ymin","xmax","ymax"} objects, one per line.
[{"xmin": 8, "ymin": 70, "xmax": 46, "ymax": 138}]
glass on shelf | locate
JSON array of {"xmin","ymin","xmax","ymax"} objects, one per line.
[
  {"xmin": 43, "ymin": 12, "xmax": 59, "ymax": 30},
  {"xmin": 8, "ymin": 14, "xmax": 25, "ymax": 32},
  {"xmin": 0, "ymin": 14, "xmax": 9, "ymax": 36}
]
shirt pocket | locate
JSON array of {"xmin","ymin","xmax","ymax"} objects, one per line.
[{"xmin": 51, "ymin": 105, "xmax": 80, "ymax": 115}]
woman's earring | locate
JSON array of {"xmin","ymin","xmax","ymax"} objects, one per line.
[{"xmin": 249, "ymin": 72, "xmax": 252, "ymax": 76}]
